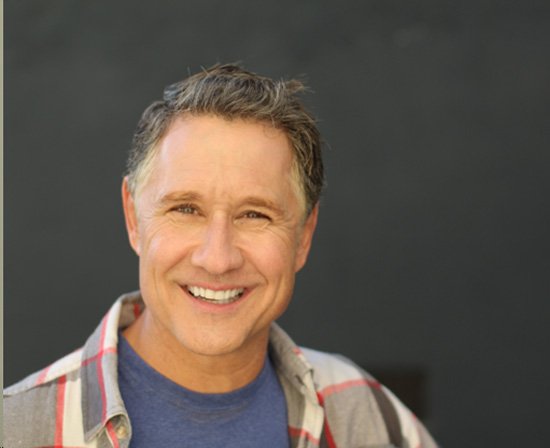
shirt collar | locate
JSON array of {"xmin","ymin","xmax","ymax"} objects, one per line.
[
  {"xmin": 81, "ymin": 291, "xmax": 142, "ymax": 442},
  {"xmin": 79, "ymin": 291, "xmax": 317, "ymax": 442}
]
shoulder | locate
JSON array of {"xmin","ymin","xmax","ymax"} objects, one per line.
[
  {"xmin": 299, "ymin": 347, "xmax": 377, "ymax": 389},
  {"xmin": 5, "ymin": 348, "xmax": 83, "ymax": 396},
  {"xmin": 4, "ymin": 349, "xmax": 84, "ymax": 445},
  {"xmin": 300, "ymin": 347, "xmax": 438, "ymax": 448}
]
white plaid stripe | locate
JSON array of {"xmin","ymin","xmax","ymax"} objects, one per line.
[{"xmin": 4, "ymin": 292, "xmax": 437, "ymax": 447}]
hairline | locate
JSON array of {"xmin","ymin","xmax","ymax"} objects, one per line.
[{"xmin": 127, "ymin": 113, "xmax": 311, "ymax": 219}]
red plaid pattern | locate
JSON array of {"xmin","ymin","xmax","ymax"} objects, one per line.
[{"xmin": 4, "ymin": 292, "xmax": 437, "ymax": 447}]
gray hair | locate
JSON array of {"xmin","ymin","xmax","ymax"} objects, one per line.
[{"xmin": 126, "ymin": 64, "xmax": 324, "ymax": 215}]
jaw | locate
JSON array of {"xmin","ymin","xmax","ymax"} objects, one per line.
[{"xmin": 122, "ymin": 306, "xmax": 270, "ymax": 393}]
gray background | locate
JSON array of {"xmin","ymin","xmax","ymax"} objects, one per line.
[{"xmin": 5, "ymin": 1, "xmax": 550, "ymax": 446}]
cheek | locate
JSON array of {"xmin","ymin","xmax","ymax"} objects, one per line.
[
  {"xmin": 139, "ymin": 223, "xmax": 194, "ymax": 270},
  {"xmin": 243, "ymin": 232, "xmax": 299, "ymax": 279}
]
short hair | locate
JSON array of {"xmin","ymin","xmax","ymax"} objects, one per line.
[{"xmin": 125, "ymin": 64, "xmax": 324, "ymax": 216}]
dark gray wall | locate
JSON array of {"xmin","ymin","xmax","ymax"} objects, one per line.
[{"xmin": 5, "ymin": 1, "xmax": 550, "ymax": 446}]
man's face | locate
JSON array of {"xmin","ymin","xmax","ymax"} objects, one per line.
[{"xmin": 123, "ymin": 115, "xmax": 318, "ymax": 361}]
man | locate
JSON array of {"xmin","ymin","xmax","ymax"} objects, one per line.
[{"xmin": 4, "ymin": 64, "xmax": 437, "ymax": 447}]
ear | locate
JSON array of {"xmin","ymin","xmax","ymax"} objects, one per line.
[
  {"xmin": 122, "ymin": 177, "xmax": 141, "ymax": 256},
  {"xmin": 294, "ymin": 203, "xmax": 319, "ymax": 272}
]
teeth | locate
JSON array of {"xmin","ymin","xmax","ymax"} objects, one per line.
[{"xmin": 187, "ymin": 286, "xmax": 244, "ymax": 303}]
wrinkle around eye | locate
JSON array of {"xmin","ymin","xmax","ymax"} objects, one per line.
[{"xmin": 234, "ymin": 214, "xmax": 271, "ymax": 230}]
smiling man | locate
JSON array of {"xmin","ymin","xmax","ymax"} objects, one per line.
[
  {"xmin": 4, "ymin": 65, "xmax": 437, "ymax": 447},
  {"xmin": 122, "ymin": 115, "xmax": 317, "ymax": 397}
]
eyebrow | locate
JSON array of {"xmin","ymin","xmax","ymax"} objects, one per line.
[
  {"xmin": 157, "ymin": 192, "xmax": 284, "ymax": 214},
  {"xmin": 158, "ymin": 191, "xmax": 203, "ymax": 206},
  {"xmin": 240, "ymin": 196, "xmax": 284, "ymax": 214}
]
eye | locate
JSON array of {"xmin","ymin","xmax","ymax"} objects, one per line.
[
  {"xmin": 241, "ymin": 210, "xmax": 271, "ymax": 221},
  {"xmin": 172, "ymin": 203, "xmax": 199, "ymax": 215}
]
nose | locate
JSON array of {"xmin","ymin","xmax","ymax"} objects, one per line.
[{"xmin": 190, "ymin": 214, "xmax": 244, "ymax": 275}]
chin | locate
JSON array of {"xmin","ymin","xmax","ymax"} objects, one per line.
[{"xmin": 178, "ymin": 331, "xmax": 250, "ymax": 357}]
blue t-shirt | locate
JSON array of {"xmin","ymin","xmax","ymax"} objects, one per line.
[{"xmin": 117, "ymin": 335, "xmax": 290, "ymax": 447}]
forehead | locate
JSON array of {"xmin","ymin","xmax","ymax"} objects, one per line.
[
  {"xmin": 142, "ymin": 115, "xmax": 297, "ymax": 203},
  {"xmin": 161, "ymin": 115, "xmax": 290, "ymax": 166}
]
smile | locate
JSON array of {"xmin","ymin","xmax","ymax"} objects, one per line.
[{"xmin": 187, "ymin": 285, "xmax": 245, "ymax": 304}]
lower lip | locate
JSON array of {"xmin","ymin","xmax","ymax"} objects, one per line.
[{"xmin": 182, "ymin": 287, "xmax": 250, "ymax": 313}]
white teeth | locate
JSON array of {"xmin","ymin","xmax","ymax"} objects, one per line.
[{"xmin": 187, "ymin": 285, "xmax": 244, "ymax": 303}]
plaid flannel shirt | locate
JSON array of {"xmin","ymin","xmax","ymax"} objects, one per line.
[{"xmin": 4, "ymin": 291, "xmax": 437, "ymax": 448}]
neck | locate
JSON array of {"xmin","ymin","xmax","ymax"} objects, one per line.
[{"xmin": 122, "ymin": 313, "xmax": 269, "ymax": 393}]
